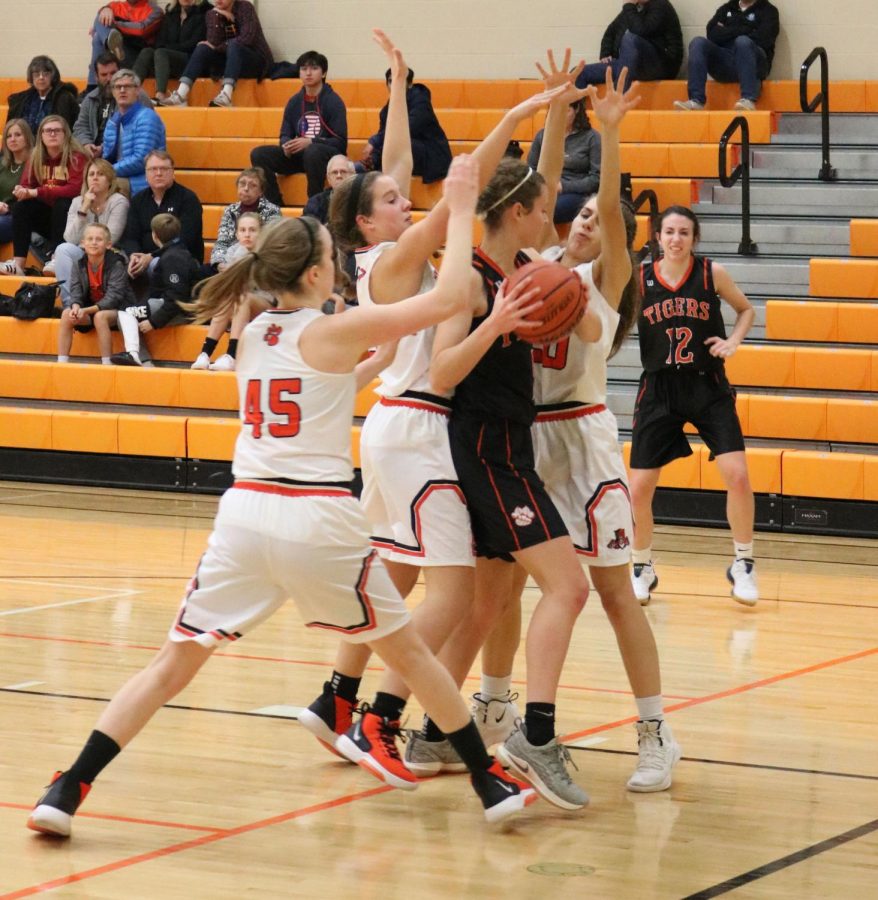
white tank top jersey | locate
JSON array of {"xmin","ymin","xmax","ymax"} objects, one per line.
[
  {"xmin": 232, "ymin": 307, "xmax": 356, "ymax": 484},
  {"xmin": 355, "ymin": 241, "xmax": 440, "ymax": 397},
  {"xmin": 536, "ymin": 252, "xmax": 620, "ymax": 405}
]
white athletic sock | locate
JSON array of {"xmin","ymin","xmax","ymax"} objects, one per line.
[
  {"xmin": 57, "ymin": 355, "xmax": 69, "ymax": 363},
  {"xmin": 632, "ymin": 547, "xmax": 652, "ymax": 566},
  {"xmin": 734, "ymin": 541, "xmax": 754, "ymax": 561},
  {"xmin": 480, "ymin": 673, "xmax": 512, "ymax": 700},
  {"xmin": 101, "ymin": 356, "xmax": 112, "ymax": 365},
  {"xmin": 176, "ymin": 82, "xmax": 191, "ymax": 99},
  {"xmin": 635, "ymin": 694, "xmax": 664, "ymax": 721}
]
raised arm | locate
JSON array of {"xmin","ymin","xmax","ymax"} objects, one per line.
[
  {"xmin": 372, "ymin": 29, "xmax": 413, "ymax": 197},
  {"xmin": 583, "ymin": 66, "xmax": 640, "ymax": 308}
]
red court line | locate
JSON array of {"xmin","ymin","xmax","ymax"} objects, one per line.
[
  {"xmin": 562, "ymin": 645, "xmax": 878, "ymax": 742},
  {"xmin": 0, "ymin": 802, "xmax": 226, "ymax": 834},
  {"xmin": 0, "ymin": 785, "xmax": 392, "ymax": 900}
]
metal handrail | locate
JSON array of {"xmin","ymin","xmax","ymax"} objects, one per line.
[
  {"xmin": 631, "ymin": 188, "xmax": 659, "ymax": 260},
  {"xmin": 800, "ymin": 47, "xmax": 837, "ymax": 181},
  {"xmin": 718, "ymin": 116, "xmax": 758, "ymax": 255}
]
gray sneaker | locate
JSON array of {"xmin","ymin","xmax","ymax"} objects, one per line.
[
  {"xmin": 403, "ymin": 732, "xmax": 467, "ymax": 777},
  {"xmin": 497, "ymin": 725, "xmax": 588, "ymax": 810},
  {"xmin": 673, "ymin": 98, "xmax": 705, "ymax": 111}
]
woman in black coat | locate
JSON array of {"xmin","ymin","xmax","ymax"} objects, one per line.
[{"xmin": 6, "ymin": 56, "xmax": 79, "ymax": 135}]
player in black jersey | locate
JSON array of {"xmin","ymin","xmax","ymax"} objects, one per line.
[
  {"xmin": 629, "ymin": 205, "xmax": 759, "ymax": 606},
  {"xmin": 429, "ymin": 147, "xmax": 592, "ymax": 810}
]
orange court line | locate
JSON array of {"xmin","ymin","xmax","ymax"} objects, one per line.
[
  {"xmin": 0, "ymin": 802, "xmax": 226, "ymax": 833},
  {"xmin": 561, "ymin": 645, "xmax": 878, "ymax": 742},
  {"xmin": 0, "ymin": 786, "xmax": 392, "ymax": 900}
]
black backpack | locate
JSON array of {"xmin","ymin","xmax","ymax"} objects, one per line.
[{"xmin": 12, "ymin": 281, "xmax": 60, "ymax": 320}]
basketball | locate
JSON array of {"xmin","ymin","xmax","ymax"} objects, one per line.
[{"xmin": 509, "ymin": 260, "xmax": 588, "ymax": 346}]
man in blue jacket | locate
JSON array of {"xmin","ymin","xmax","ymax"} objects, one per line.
[
  {"xmin": 675, "ymin": 0, "xmax": 780, "ymax": 111},
  {"xmin": 250, "ymin": 50, "xmax": 348, "ymax": 203},
  {"xmin": 101, "ymin": 69, "xmax": 166, "ymax": 194}
]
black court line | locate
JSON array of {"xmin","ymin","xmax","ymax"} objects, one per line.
[
  {"xmin": 571, "ymin": 746, "xmax": 878, "ymax": 782},
  {"xmin": 0, "ymin": 687, "xmax": 299, "ymax": 721},
  {"xmin": 682, "ymin": 817, "xmax": 878, "ymax": 899}
]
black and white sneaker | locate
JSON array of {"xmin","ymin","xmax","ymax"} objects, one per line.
[
  {"xmin": 27, "ymin": 771, "xmax": 91, "ymax": 837},
  {"xmin": 110, "ymin": 351, "xmax": 142, "ymax": 367},
  {"xmin": 471, "ymin": 760, "xmax": 538, "ymax": 823}
]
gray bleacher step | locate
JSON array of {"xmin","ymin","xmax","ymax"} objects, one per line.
[
  {"xmin": 702, "ymin": 181, "xmax": 878, "ymax": 208},
  {"xmin": 776, "ymin": 113, "xmax": 878, "ymax": 141},
  {"xmin": 696, "ymin": 217, "xmax": 849, "ymax": 257},
  {"xmin": 751, "ymin": 146, "xmax": 878, "ymax": 180}
]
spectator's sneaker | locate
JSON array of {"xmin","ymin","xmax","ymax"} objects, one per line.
[
  {"xmin": 336, "ymin": 709, "xmax": 418, "ymax": 790},
  {"xmin": 27, "ymin": 771, "xmax": 91, "ymax": 837},
  {"xmin": 41, "ymin": 257, "xmax": 56, "ymax": 275},
  {"xmin": 727, "ymin": 558, "xmax": 759, "ymax": 606},
  {"xmin": 734, "ymin": 98, "xmax": 757, "ymax": 111},
  {"xmin": 626, "ymin": 719, "xmax": 682, "ymax": 792},
  {"xmin": 673, "ymin": 99, "xmax": 705, "ymax": 111},
  {"xmin": 0, "ymin": 260, "xmax": 24, "ymax": 275},
  {"xmin": 471, "ymin": 760, "xmax": 538, "ymax": 824},
  {"xmin": 191, "ymin": 352, "xmax": 211, "ymax": 370},
  {"xmin": 111, "ymin": 351, "xmax": 142, "ymax": 367},
  {"xmin": 210, "ymin": 354, "xmax": 236, "ymax": 371},
  {"xmin": 471, "ymin": 690, "xmax": 520, "ymax": 748},
  {"xmin": 106, "ymin": 28, "xmax": 125, "ymax": 61},
  {"xmin": 209, "ymin": 92, "xmax": 233, "ymax": 108},
  {"xmin": 631, "ymin": 562, "xmax": 658, "ymax": 605},
  {"xmin": 298, "ymin": 681, "xmax": 357, "ymax": 759},
  {"xmin": 403, "ymin": 732, "xmax": 467, "ymax": 777},
  {"xmin": 159, "ymin": 91, "xmax": 187, "ymax": 108},
  {"xmin": 497, "ymin": 725, "xmax": 588, "ymax": 810}
]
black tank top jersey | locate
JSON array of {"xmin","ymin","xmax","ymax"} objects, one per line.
[
  {"xmin": 638, "ymin": 255, "xmax": 727, "ymax": 373},
  {"xmin": 452, "ymin": 248, "xmax": 535, "ymax": 426}
]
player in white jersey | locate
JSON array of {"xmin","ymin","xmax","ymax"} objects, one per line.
[
  {"xmin": 471, "ymin": 63, "xmax": 681, "ymax": 792},
  {"xmin": 26, "ymin": 158, "xmax": 539, "ymax": 838},
  {"xmin": 297, "ymin": 31, "xmax": 571, "ymax": 786}
]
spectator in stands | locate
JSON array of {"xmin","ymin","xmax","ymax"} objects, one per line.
[
  {"xmin": 87, "ymin": 1, "xmax": 164, "ymax": 89},
  {"xmin": 210, "ymin": 167, "xmax": 281, "ymax": 270},
  {"xmin": 250, "ymin": 51, "xmax": 348, "ymax": 202},
  {"xmin": 50, "ymin": 159, "xmax": 130, "ymax": 306},
  {"xmin": 112, "ymin": 213, "xmax": 199, "ymax": 365},
  {"xmin": 101, "ymin": 69, "xmax": 167, "ymax": 194},
  {"xmin": 302, "ymin": 155, "xmax": 355, "ymax": 224},
  {"xmin": 57, "ymin": 222, "xmax": 136, "ymax": 364},
  {"xmin": 159, "ymin": 0, "xmax": 273, "ymax": 108},
  {"xmin": 575, "ymin": 1, "xmax": 683, "ymax": 89},
  {"xmin": 74, "ymin": 54, "xmax": 137, "ymax": 158},
  {"xmin": 1, "ymin": 116, "xmax": 88, "ymax": 275},
  {"xmin": 192, "ymin": 211, "xmax": 270, "ymax": 371},
  {"xmin": 120, "ymin": 149, "xmax": 203, "ymax": 280},
  {"xmin": 359, "ymin": 68, "xmax": 452, "ymax": 185},
  {"xmin": 674, "ymin": 0, "xmax": 780, "ymax": 111},
  {"xmin": 528, "ymin": 98, "xmax": 601, "ymax": 225},
  {"xmin": 133, "ymin": 0, "xmax": 208, "ymax": 103},
  {"xmin": 0, "ymin": 119, "xmax": 35, "ymax": 246},
  {"xmin": 6, "ymin": 56, "xmax": 80, "ymax": 135}
]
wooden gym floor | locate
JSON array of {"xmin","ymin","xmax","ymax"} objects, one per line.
[{"xmin": 0, "ymin": 481, "xmax": 876, "ymax": 899}]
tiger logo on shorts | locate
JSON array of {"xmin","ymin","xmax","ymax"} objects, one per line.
[
  {"xmin": 511, "ymin": 505, "xmax": 535, "ymax": 527},
  {"xmin": 607, "ymin": 528, "xmax": 630, "ymax": 550}
]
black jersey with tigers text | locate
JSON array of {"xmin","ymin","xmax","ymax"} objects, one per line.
[
  {"xmin": 452, "ymin": 249, "xmax": 534, "ymax": 425},
  {"xmin": 637, "ymin": 255, "xmax": 727, "ymax": 373}
]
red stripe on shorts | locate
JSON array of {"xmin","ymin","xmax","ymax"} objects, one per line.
[
  {"xmin": 233, "ymin": 481, "xmax": 352, "ymax": 498},
  {"xmin": 534, "ymin": 403, "xmax": 606, "ymax": 423}
]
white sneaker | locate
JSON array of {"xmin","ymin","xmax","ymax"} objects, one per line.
[
  {"xmin": 210, "ymin": 353, "xmax": 235, "ymax": 371},
  {"xmin": 627, "ymin": 719, "xmax": 681, "ymax": 792},
  {"xmin": 471, "ymin": 691, "xmax": 520, "ymax": 749},
  {"xmin": 734, "ymin": 98, "xmax": 756, "ymax": 111},
  {"xmin": 42, "ymin": 258, "xmax": 56, "ymax": 275},
  {"xmin": 191, "ymin": 352, "xmax": 211, "ymax": 370},
  {"xmin": 209, "ymin": 91, "xmax": 233, "ymax": 108},
  {"xmin": 631, "ymin": 562, "xmax": 658, "ymax": 605},
  {"xmin": 673, "ymin": 99, "xmax": 705, "ymax": 111},
  {"xmin": 159, "ymin": 91, "xmax": 187, "ymax": 107},
  {"xmin": 727, "ymin": 558, "xmax": 759, "ymax": 606}
]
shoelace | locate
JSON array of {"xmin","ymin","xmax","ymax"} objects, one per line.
[
  {"xmin": 376, "ymin": 718, "xmax": 405, "ymax": 760},
  {"xmin": 545, "ymin": 742, "xmax": 578, "ymax": 784},
  {"xmin": 636, "ymin": 728, "xmax": 668, "ymax": 772}
]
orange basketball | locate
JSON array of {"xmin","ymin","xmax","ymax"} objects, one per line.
[{"xmin": 509, "ymin": 259, "xmax": 588, "ymax": 346}]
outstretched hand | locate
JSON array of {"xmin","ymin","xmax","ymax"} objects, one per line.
[
  {"xmin": 535, "ymin": 48, "xmax": 585, "ymax": 92},
  {"xmin": 584, "ymin": 66, "xmax": 641, "ymax": 128},
  {"xmin": 442, "ymin": 154, "xmax": 480, "ymax": 214},
  {"xmin": 372, "ymin": 28, "xmax": 409, "ymax": 86}
]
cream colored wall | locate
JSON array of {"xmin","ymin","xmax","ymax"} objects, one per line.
[{"xmin": 2, "ymin": 1, "xmax": 876, "ymax": 83}]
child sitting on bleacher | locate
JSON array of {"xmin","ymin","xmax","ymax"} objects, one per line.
[
  {"xmin": 191, "ymin": 211, "xmax": 271, "ymax": 371},
  {"xmin": 57, "ymin": 222, "xmax": 135, "ymax": 364},
  {"xmin": 111, "ymin": 212, "xmax": 200, "ymax": 366}
]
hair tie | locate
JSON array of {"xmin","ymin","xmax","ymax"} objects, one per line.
[
  {"xmin": 345, "ymin": 173, "xmax": 367, "ymax": 235},
  {"xmin": 483, "ymin": 166, "xmax": 534, "ymax": 214},
  {"xmin": 251, "ymin": 250, "xmax": 260, "ymax": 262}
]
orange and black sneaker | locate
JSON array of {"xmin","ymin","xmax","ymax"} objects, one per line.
[
  {"xmin": 27, "ymin": 771, "xmax": 91, "ymax": 838},
  {"xmin": 471, "ymin": 760, "xmax": 538, "ymax": 823},
  {"xmin": 298, "ymin": 681, "xmax": 358, "ymax": 759},
  {"xmin": 336, "ymin": 708, "xmax": 418, "ymax": 791}
]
